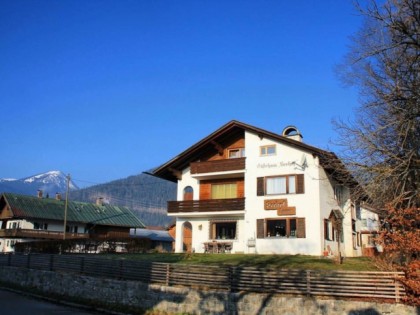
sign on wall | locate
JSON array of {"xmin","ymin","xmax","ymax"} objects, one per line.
[{"xmin": 264, "ymin": 198, "xmax": 296, "ymax": 216}]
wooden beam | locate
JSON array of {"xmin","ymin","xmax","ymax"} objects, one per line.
[
  {"xmin": 210, "ymin": 140, "xmax": 224, "ymax": 155},
  {"xmin": 168, "ymin": 168, "xmax": 182, "ymax": 180}
]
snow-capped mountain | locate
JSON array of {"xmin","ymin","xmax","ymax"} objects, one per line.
[{"xmin": 0, "ymin": 171, "xmax": 79, "ymax": 196}]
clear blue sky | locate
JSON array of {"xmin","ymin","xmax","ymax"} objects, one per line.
[{"xmin": 1, "ymin": 0, "xmax": 362, "ymax": 187}]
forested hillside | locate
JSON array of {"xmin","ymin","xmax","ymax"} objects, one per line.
[{"xmin": 69, "ymin": 173, "xmax": 176, "ymax": 227}]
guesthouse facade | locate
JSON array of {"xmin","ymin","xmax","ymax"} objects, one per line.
[{"xmin": 153, "ymin": 120, "xmax": 379, "ymax": 257}]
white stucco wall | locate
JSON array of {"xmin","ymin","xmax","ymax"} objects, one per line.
[
  {"xmin": 171, "ymin": 129, "xmax": 365, "ymax": 257},
  {"xmin": 243, "ymin": 131, "xmax": 326, "ymax": 255}
]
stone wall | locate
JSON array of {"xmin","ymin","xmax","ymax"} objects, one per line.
[{"xmin": 0, "ymin": 266, "xmax": 416, "ymax": 315}]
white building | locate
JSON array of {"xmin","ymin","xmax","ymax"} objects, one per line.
[{"xmin": 153, "ymin": 120, "xmax": 379, "ymax": 257}]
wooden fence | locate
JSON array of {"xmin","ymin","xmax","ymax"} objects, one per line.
[{"xmin": 0, "ymin": 253, "xmax": 405, "ymax": 302}]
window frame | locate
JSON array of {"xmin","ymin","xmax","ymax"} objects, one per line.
[
  {"xmin": 334, "ymin": 185, "xmax": 343, "ymax": 204},
  {"xmin": 211, "ymin": 182, "xmax": 238, "ymax": 199},
  {"xmin": 257, "ymin": 217, "xmax": 306, "ymax": 239},
  {"xmin": 265, "ymin": 218, "xmax": 297, "ymax": 238},
  {"xmin": 228, "ymin": 148, "xmax": 245, "ymax": 159},
  {"xmin": 209, "ymin": 220, "xmax": 237, "ymax": 240},
  {"xmin": 260, "ymin": 145, "xmax": 276, "ymax": 156},
  {"xmin": 266, "ymin": 175, "xmax": 298, "ymax": 195},
  {"xmin": 324, "ymin": 219, "xmax": 331, "ymax": 240}
]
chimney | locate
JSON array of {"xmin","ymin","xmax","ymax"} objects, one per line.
[
  {"xmin": 96, "ymin": 197, "xmax": 104, "ymax": 206},
  {"xmin": 37, "ymin": 190, "xmax": 43, "ymax": 199},
  {"xmin": 55, "ymin": 192, "xmax": 62, "ymax": 200},
  {"xmin": 282, "ymin": 126, "xmax": 303, "ymax": 142}
]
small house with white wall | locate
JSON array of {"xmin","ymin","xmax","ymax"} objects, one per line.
[{"xmin": 153, "ymin": 120, "xmax": 379, "ymax": 258}]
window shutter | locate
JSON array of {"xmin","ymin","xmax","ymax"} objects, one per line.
[
  {"xmin": 296, "ymin": 218, "xmax": 306, "ymax": 238},
  {"xmin": 257, "ymin": 177, "xmax": 265, "ymax": 196},
  {"xmin": 296, "ymin": 174, "xmax": 305, "ymax": 194},
  {"xmin": 256, "ymin": 219, "xmax": 265, "ymax": 238}
]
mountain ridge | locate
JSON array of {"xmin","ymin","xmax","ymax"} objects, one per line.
[
  {"xmin": 1, "ymin": 170, "xmax": 176, "ymax": 227},
  {"xmin": 0, "ymin": 171, "xmax": 78, "ymax": 197}
]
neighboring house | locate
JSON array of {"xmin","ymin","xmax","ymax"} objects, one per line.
[
  {"xmin": 0, "ymin": 192, "xmax": 145, "ymax": 253},
  {"xmin": 130, "ymin": 228, "xmax": 174, "ymax": 252},
  {"xmin": 357, "ymin": 203, "xmax": 381, "ymax": 256},
  {"xmin": 153, "ymin": 120, "xmax": 379, "ymax": 257}
]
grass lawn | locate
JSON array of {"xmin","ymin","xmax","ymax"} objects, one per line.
[{"xmin": 103, "ymin": 253, "xmax": 378, "ymax": 271}]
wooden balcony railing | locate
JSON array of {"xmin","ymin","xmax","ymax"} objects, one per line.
[
  {"xmin": 0, "ymin": 229, "xmax": 88, "ymax": 240},
  {"xmin": 190, "ymin": 158, "xmax": 245, "ymax": 174},
  {"xmin": 168, "ymin": 198, "xmax": 245, "ymax": 213},
  {"xmin": 0, "ymin": 229, "xmax": 130, "ymax": 240}
]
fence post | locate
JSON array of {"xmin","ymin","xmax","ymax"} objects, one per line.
[
  {"xmin": 80, "ymin": 256, "xmax": 85, "ymax": 274},
  {"xmin": 49, "ymin": 255, "xmax": 54, "ymax": 271},
  {"xmin": 166, "ymin": 264, "xmax": 170, "ymax": 286},
  {"xmin": 228, "ymin": 266, "xmax": 232, "ymax": 292},
  {"xmin": 306, "ymin": 270, "xmax": 311, "ymax": 297},
  {"xmin": 395, "ymin": 277, "xmax": 401, "ymax": 303},
  {"xmin": 119, "ymin": 260, "xmax": 124, "ymax": 279}
]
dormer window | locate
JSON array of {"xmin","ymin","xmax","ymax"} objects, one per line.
[{"xmin": 228, "ymin": 148, "xmax": 245, "ymax": 159}]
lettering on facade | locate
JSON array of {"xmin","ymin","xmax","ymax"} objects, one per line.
[
  {"xmin": 277, "ymin": 207, "xmax": 296, "ymax": 216},
  {"xmin": 264, "ymin": 199, "xmax": 296, "ymax": 216},
  {"xmin": 264, "ymin": 199, "xmax": 288, "ymax": 210},
  {"xmin": 257, "ymin": 161, "xmax": 295, "ymax": 169}
]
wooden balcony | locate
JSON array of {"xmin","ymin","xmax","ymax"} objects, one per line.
[
  {"xmin": 0, "ymin": 229, "xmax": 130, "ymax": 240},
  {"xmin": 168, "ymin": 198, "xmax": 245, "ymax": 213},
  {"xmin": 190, "ymin": 158, "xmax": 245, "ymax": 174},
  {"xmin": 0, "ymin": 229, "xmax": 88, "ymax": 240}
]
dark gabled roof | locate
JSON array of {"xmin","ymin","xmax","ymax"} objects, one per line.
[
  {"xmin": 1, "ymin": 193, "xmax": 145, "ymax": 228},
  {"xmin": 152, "ymin": 120, "xmax": 356, "ymax": 185}
]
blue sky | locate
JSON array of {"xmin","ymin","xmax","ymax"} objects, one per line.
[{"xmin": 1, "ymin": 0, "xmax": 362, "ymax": 187}]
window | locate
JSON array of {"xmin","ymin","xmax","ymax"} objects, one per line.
[
  {"xmin": 210, "ymin": 221, "xmax": 237, "ymax": 240},
  {"xmin": 183, "ymin": 186, "xmax": 193, "ymax": 201},
  {"xmin": 334, "ymin": 186, "xmax": 343, "ymax": 204},
  {"xmin": 228, "ymin": 148, "xmax": 245, "ymax": 158},
  {"xmin": 257, "ymin": 218, "xmax": 305, "ymax": 238},
  {"xmin": 257, "ymin": 174, "xmax": 304, "ymax": 196},
  {"xmin": 266, "ymin": 219, "xmax": 297, "ymax": 237},
  {"xmin": 260, "ymin": 145, "xmax": 276, "ymax": 156},
  {"xmin": 66, "ymin": 225, "xmax": 78, "ymax": 233},
  {"xmin": 211, "ymin": 183, "xmax": 237, "ymax": 199},
  {"xmin": 266, "ymin": 175, "xmax": 297, "ymax": 195},
  {"xmin": 33, "ymin": 222, "xmax": 47, "ymax": 230},
  {"xmin": 324, "ymin": 219, "xmax": 331, "ymax": 240}
]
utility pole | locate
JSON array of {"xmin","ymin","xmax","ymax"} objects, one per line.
[{"xmin": 63, "ymin": 174, "xmax": 70, "ymax": 240}]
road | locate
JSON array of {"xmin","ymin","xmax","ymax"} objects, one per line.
[{"xmin": 0, "ymin": 288, "xmax": 108, "ymax": 315}]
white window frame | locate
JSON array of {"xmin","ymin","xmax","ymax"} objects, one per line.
[
  {"xmin": 260, "ymin": 145, "xmax": 276, "ymax": 156},
  {"xmin": 228, "ymin": 148, "xmax": 245, "ymax": 159}
]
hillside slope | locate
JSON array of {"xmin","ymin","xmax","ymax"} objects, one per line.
[{"xmin": 69, "ymin": 173, "xmax": 176, "ymax": 227}]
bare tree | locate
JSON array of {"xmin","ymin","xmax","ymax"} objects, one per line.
[{"xmin": 335, "ymin": 0, "xmax": 420, "ymax": 209}]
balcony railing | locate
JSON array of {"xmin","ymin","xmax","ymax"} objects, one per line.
[
  {"xmin": 190, "ymin": 158, "xmax": 245, "ymax": 174},
  {"xmin": 168, "ymin": 198, "xmax": 245, "ymax": 213},
  {"xmin": 0, "ymin": 229, "xmax": 88, "ymax": 240},
  {"xmin": 0, "ymin": 229, "xmax": 130, "ymax": 240}
]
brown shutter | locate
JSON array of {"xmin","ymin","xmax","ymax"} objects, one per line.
[
  {"xmin": 296, "ymin": 218, "xmax": 306, "ymax": 238},
  {"xmin": 296, "ymin": 174, "xmax": 305, "ymax": 194},
  {"xmin": 256, "ymin": 219, "xmax": 265, "ymax": 238},
  {"xmin": 257, "ymin": 177, "xmax": 265, "ymax": 196}
]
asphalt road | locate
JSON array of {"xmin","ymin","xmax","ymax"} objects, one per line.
[{"xmin": 0, "ymin": 288, "xmax": 108, "ymax": 315}]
